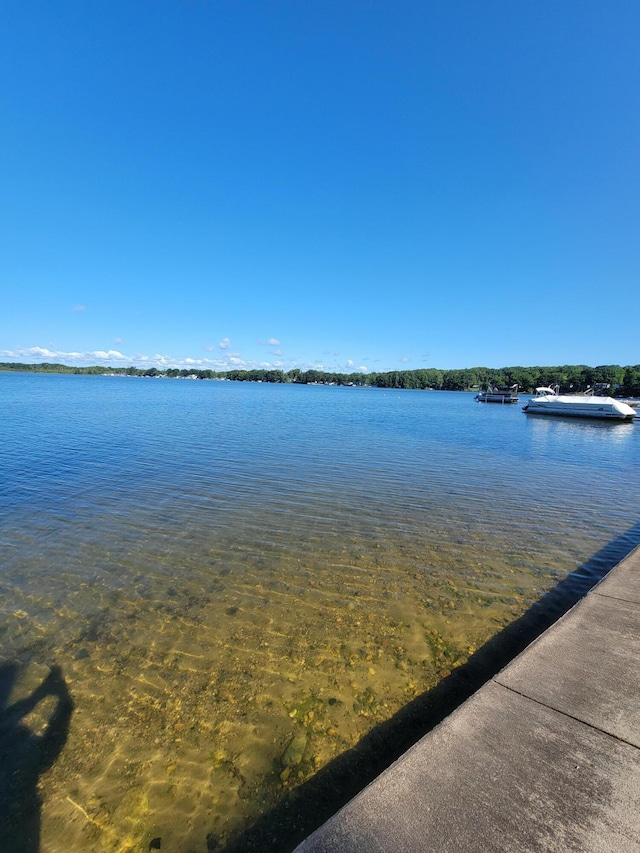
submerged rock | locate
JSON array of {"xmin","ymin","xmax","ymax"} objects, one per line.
[{"xmin": 282, "ymin": 732, "xmax": 308, "ymax": 767}]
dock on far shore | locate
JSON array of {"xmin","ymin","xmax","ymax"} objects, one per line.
[{"xmin": 295, "ymin": 546, "xmax": 640, "ymax": 852}]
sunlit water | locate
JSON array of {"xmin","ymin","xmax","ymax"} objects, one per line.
[{"xmin": 1, "ymin": 374, "xmax": 639, "ymax": 852}]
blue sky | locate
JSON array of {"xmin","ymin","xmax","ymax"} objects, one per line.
[{"xmin": 2, "ymin": 1, "xmax": 639, "ymax": 373}]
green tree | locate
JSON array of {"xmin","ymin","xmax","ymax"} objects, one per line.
[{"xmin": 622, "ymin": 365, "xmax": 640, "ymax": 397}]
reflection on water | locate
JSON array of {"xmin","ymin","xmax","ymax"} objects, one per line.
[
  {"xmin": 1, "ymin": 375, "xmax": 639, "ymax": 851},
  {"xmin": 526, "ymin": 409, "xmax": 637, "ymax": 454}
]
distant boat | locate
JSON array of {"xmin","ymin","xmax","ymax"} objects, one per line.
[
  {"xmin": 523, "ymin": 386, "xmax": 637, "ymax": 421},
  {"xmin": 475, "ymin": 384, "xmax": 519, "ymax": 404}
]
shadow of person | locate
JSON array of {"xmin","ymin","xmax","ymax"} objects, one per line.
[{"xmin": 0, "ymin": 664, "xmax": 74, "ymax": 853}]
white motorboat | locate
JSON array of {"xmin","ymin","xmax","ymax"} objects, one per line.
[{"xmin": 523, "ymin": 386, "xmax": 637, "ymax": 421}]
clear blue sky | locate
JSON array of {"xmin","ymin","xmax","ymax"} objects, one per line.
[{"xmin": 2, "ymin": 1, "xmax": 639, "ymax": 372}]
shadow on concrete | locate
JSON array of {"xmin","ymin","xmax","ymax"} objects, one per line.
[
  {"xmin": 0, "ymin": 664, "xmax": 74, "ymax": 853},
  {"xmin": 219, "ymin": 522, "xmax": 640, "ymax": 853}
]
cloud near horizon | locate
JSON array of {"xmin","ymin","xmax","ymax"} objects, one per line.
[
  {"xmin": 1, "ymin": 346, "xmax": 373, "ymax": 374},
  {"xmin": 0, "ymin": 346, "xmax": 245, "ymax": 371}
]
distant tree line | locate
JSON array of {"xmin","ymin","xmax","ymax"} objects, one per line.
[{"xmin": 2, "ymin": 361, "xmax": 640, "ymax": 396}]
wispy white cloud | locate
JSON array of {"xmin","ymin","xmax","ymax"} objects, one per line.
[
  {"xmin": 3, "ymin": 346, "xmax": 55, "ymax": 360},
  {"xmin": 72, "ymin": 305, "xmax": 86, "ymax": 312},
  {"xmin": 261, "ymin": 338, "xmax": 281, "ymax": 347},
  {"xmin": 0, "ymin": 345, "xmax": 373, "ymax": 374},
  {"xmin": 359, "ymin": 365, "xmax": 368, "ymax": 372},
  {"xmin": 0, "ymin": 345, "xmax": 235, "ymax": 370},
  {"xmin": 346, "ymin": 359, "xmax": 354, "ymax": 368},
  {"xmin": 400, "ymin": 356, "xmax": 410, "ymax": 363},
  {"xmin": 115, "ymin": 338, "xmax": 122, "ymax": 344},
  {"xmin": 219, "ymin": 337, "xmax": 231, "ymax": 350},
  {"xmin": 90, "ymin": 350, "xmax": 127, "ymax": 360}
]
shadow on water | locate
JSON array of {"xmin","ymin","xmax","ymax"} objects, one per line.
[
  {"xmin": 219, "ymin": 522, "xmax": 640, "ymax": 853},
  {"xmin": 0, "ymin": 664, "xmax": 74, "ymax": 853}
]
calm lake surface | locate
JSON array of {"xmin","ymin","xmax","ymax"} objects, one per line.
[{"xmin": 2, "ymin": 373, "xmax": 640, "ymax": 852}]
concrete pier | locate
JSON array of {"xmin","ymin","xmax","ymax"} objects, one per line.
[{"xmin": 295, "ymin": 546, "xmax": 640, "ymax": 852}]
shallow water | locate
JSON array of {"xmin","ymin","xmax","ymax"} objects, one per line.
[{"xmin": 1, "ymin": 374, "xmax": 639, "ymax": 851}]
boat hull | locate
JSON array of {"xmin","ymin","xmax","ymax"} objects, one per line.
[{"xmin": 523, "ymin": 396, "xmax": 636, "ymax": 421}]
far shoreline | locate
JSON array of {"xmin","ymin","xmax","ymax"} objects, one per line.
[{"xmin": 2, "ymin": 360, "xmax": 639, "ymax": 397}]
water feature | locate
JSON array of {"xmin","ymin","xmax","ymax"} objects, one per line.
[{"xmin": 1, "ymin": 373, "xmax": 639, "ymax": 851}]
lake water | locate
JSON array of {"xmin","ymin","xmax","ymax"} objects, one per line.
[{"xmin": 2, "ymin": 373, "xmax": 640, "ymax": 852}]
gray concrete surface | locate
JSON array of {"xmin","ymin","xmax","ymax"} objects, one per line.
[{"xmin": 295, "ymin": 546, "xmax": 640, "ymax": 852}]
